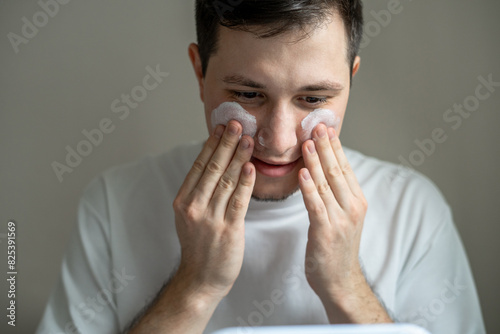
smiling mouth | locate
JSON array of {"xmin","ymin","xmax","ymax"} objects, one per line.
[{"xmin": 250, "ymin": 157, "xmax": 300, "ymax": 178}]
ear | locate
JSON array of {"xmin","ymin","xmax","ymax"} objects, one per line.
[
  {"xmin": 352, "ymin": 55, "xmax": 361, "ymax": 77},
  {"xmin": 188, "ymin": 43, "xmax": 205, "ymax": 102}
]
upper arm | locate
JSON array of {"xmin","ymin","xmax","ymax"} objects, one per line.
[
  {"xmin": 36, "ymin": 176, "xmax": 120, "ymax": 334},
  {"xmin": 395, "ymin": 208, "xmax": 485, "ymax": 334}
]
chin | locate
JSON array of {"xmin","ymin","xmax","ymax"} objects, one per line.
[
  {"xmin": 251, "ymin": 175, "xmax": 300, "ymax": 202},
  {"xmin": 251, "ymin": 190, "xmax": 299, "ymax": 202}
]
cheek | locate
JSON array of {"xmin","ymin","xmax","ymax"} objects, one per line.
[
  {"xmin": 210, "ymin": 102, "xmax": 257, "ymax": 137},
  {"xmin": 300, "ymin": 108, "xmax": 341, "ymax": 141}
]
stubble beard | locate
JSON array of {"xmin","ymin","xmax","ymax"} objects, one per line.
[{"xmin": 251, "ymin": 186, "xmax": 300, "ymax": 202}]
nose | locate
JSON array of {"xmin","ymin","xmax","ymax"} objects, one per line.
[{"xmin": 256, "ymin": 104, "xmax": 298, "ymax": 155}]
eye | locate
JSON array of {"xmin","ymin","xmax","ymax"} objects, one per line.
[
  {"xmin": 231, "ymin": 91, "xmax": 261, "ymax": 100},
  {"xmin": 303, "ymin": 96, "xmax": 328, "ymax": 104},
  {"xmin": 299, "ymin": 96, "xmax": 329, "ymax": 107}
]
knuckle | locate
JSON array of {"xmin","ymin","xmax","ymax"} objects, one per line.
[
  {"xmin": 310, "ymin": 202, "xmax": 326, "ymax": 216},
  {"xmin": 340, "ymin": 163, "xmax": 352, "ymax": 175},
  {"xmin": 184, "ymin": 204, "xmax": 200, "ymax": 222},
  {"xmin": 336, "ymin": 219, "xmax": 350, "ymax": 231},
  {"xmin": 343, "ymin": 198, "xmax": 355, "ymax": 212},
  {"xmin": 172, "ymin": 197, "xmax": 182, "ymax": 213},
  {"xmin": 349, "ymin": 204, "xmax": 365, "ymax": 222},
  {"xmin": 316, "ymin": 180, "xmax": 331, "ymax": 195},
  {"xmin": 239, "ymin": 174, "xmax": 254, "ymax": 187},
  {"xmin": 173, "ymin": 194, "xmax": 184, "ymax": 206},
  {"xmin": 204, "ymin": 214, "xmax": 217, "ymax": 226},
  {"xmin": 220, "ymin": 136, "xmax": 236, "ymax": 150},
  {"xmin": 204, "ymin": 135, "xmax": 218, "ymax": 148},
  {"xmin": 229, "ymin": 195, "xmax": 246, "ymax": 213},
  {"xmin": 350, "ymin": 210, "xmax": 361, "ymax": 223},
  {"xmin": 360, "ymin": 197, "xmax": 368, "ymax": 210},
  {"xmin": 218, "ymin": 174, "xmax": 235, "ymax": 190},
  {"xmin": 192, "ymin": 158, "xmax": 205, "ymax": 173},
  {"xmin": 206, "ymin": 160, "xmax": 224, "ymax": 174},
  {"xmin": 327, "ymin": 165, "xmax": 343, "ymax": 178}
]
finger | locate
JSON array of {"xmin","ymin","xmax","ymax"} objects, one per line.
[
  {"xmin": 298, "ymin": 168, "xmax": 330, "ymax": 227},
  {"xmin": 312, "ymin": 124, "xmax": 351, "ymax": 208},
  {"xmin": 225, "ymin": 162, "xmax": 256, "ymax": 223},
  {"xmin": 327, "ymin": 127, "xmax": 364, "ymax": 199},
  {"xmin": 302, "ymin": 139, "xmax": 341, "ymax": 218},
  {"xmin": 194, "ymin": 121, "xmax": 243, "ymax": 206},
  {"xmin": 211, "ymin": 136, "xmax": 254, "ymax": 218},
  {"xmin": 177, "ymin": 124, "xmax": 225, "ymax": 198}
]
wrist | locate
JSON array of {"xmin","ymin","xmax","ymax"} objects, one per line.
[
  {"xmin": 127, "ymin": 268, "xmax": 226, "ymax": 334},
  {"xmin": 169, "ymin": 271, "xmax": 224, "ymax": 312},
  {"xmin": 317, "ymin": 265, "xmax": 366, "ymax": 302},
  {"xmin": 318, "ymin": 274, "xmax": 393, "ymax": 324},
  {"xmin": 317, "ymin": 269, "xmax": 369, "ymax": 322}
]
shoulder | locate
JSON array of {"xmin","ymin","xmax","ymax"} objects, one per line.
[
  {"xmin": 346, "ymin": 147, "xmax": 460, "ymax": 284},
  {"xmin": 80, "ymin": 141, "xmax": 204, "ymax": 210},
  {"xmin": 345, "ymin": 146, "xmax": 453, "ymax": 262},
  {"xmin": 344, "ymin": 146, "xmax": 450, "ymax": 216}
]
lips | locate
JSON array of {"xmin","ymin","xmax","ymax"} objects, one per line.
[{"xmin": 251, "ymin": 157, "xmax": 300, "ymax": 178}]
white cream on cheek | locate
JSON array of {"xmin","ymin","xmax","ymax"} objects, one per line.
[
  {"xmin": 300, "ymin": 108, "xmax": 340, "ymax": 141},
  {"xmin": 210, "ymin": 103, "xmax": 340, "ymax": 148},
  {"xmin": 210, "ymin": 102, "xmax": 257, "ymax": 137}
]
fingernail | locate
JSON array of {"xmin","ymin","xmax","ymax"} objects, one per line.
[
  {"xmin": 307, "ymin": 142, "xmax": 316, "ymax": 154},
  {"xmin": 328, "ymin": 128, "xmax": 335, "ymax": 140},
  {"xmin": 228, "ymin": 123, "xmax": 239, "ymax": 135},
  {"xmin": 214, "ymin": 125, "xmax": 224, "ymax": 139},
  {"xmin": 243, "ymin": 164, "xmax": 253, "ymax": 175},
  {"xmin": 241, "ymin": 138, "xmax": 250, "ymax": 150},
  {"xmin": 302, "ymin": 169, "xmax": 311, "ymax": 181},
  {"xmin": 316, "ymin": 126, "xmax": 326, "ymax": 139}
]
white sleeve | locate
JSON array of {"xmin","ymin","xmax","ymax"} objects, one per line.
[
  {"xmin": 36, "ymin": 176, "xmax": 121, "ymax": 334},
  {"xmin": 395, "ymin": 207, "xmax": 486, "ymax": 334}
]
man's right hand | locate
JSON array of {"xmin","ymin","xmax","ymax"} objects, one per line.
[
  {"xmin": 127, "ymin": 121, "xmax": 255, "ymax": 334},
  {"xmin": 173, "ymin": 120, "xmax": 255, "ymax": 299}
]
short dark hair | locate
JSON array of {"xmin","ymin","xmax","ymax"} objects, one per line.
[{"xmin": 195, "ymin": 0, "xmax": 364, "ymax": 79}]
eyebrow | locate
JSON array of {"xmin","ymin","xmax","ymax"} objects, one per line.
[
  {"xmin": 222, "ymin": 74, "xmax": 344, "ymax": 92},
  {"xmin": 222, "ymin": 75, "xmax": 266, "ymax": 89},
  {"xmin": 299, "ymin": 81, "xmax": 344, "ymax": 92}
]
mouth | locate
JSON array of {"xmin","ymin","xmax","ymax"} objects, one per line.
[{"xmin": 251, "ymin": 156, "xmax": 301, "ymax": 178}]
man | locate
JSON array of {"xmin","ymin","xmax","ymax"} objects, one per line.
[{"xmin": 36, "ymin": 1, "xmax": 485, "ymax": 333}]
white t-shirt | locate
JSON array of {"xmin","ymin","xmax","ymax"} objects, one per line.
[{"xmin": 36, "ymin": 142, "xmax": 485, "ymax": 334}]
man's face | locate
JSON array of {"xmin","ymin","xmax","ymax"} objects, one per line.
[{"xmin": 191, "ymin": 14, "xmax": 358, "ymax": 200}]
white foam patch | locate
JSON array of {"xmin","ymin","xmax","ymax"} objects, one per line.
[
  {"xmin": 211, "ymin": 102, "xmax": 257, "ymax": 137},
  {"xmin": 258, "ymin": 135, "xmax": 266, "ymax": 147},
  {"xmin": 301, "ymin": 108, "xmax": 340, "ymax": 141}
]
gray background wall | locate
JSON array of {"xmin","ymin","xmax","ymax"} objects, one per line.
[{"xmin": 0, "ymin": 0, "xmax": 498, "ymax": 333}]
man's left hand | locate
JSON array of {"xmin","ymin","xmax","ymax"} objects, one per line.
[{"xmin": 298, "ymin": 123, "xmax": 371, "ymax": 321}]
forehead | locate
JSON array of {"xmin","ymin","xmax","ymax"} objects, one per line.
[{"xmin": 208, "ymin": 13, "xmax": 350, "ymax": 86}]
